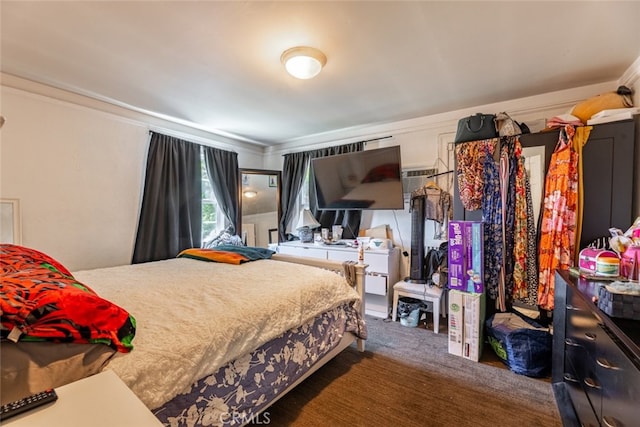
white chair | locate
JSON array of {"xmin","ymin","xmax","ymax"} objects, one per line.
[{"xmin": 391, "ymin": 281, "xmax": 446, "ymax": 333}]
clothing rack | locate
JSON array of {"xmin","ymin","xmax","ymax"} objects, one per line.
[
  {"xmin": 409, "ymin": 170, "xmax": 455, "ymax": 201},
  {"xmin": 423, "ymin": 170, "xmax": 454, "ymax": 179}
]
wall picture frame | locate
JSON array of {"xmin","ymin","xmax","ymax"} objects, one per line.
[
  {"xmin": 1, "ymin": 198, "xmax": 21, "ymax": 245},
  {"xmin": 268, "ymin": 175, "xmax": 277, "ymax": 187}
]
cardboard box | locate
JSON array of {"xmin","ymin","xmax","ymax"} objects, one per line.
[
  {"xmin": 448, "ymin": 290, "xmax": 485, "ymax": 362},
  {"xmin": 447, "ymin": 290, "xmax": 464, "ymax": 357},
  {"xmin": 448, "ymin": 221, "xmax": 484, "ymax": 293},
  {"xmin": 462, "ymin": 291, "xmax": 485, "ymax": 361}
]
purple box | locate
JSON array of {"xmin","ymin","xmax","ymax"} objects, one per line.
[
  {"xmin": 464, "ymin": 221, "xmax": 484, "ymax": 293},
  {"xmin": 448, "ymin": 221, "xmax": 484, "ymax": 293},
  {"xmin": 448, "ymin": 221, "xmax": 465, "ymax": 291}
]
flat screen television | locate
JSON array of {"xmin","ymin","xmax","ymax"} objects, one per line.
[{"xmin": 311, "ymin": 146, "xmax": 404, "ymax": 210}]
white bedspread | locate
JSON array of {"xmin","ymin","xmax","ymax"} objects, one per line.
[{"xmin": 72, "ymin": 257, "xmax": 360, "ymax": 410}]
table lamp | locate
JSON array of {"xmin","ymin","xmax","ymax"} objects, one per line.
[{"xmin": 296, "ymin": 209, "xmax": 321, "ymax": 243}]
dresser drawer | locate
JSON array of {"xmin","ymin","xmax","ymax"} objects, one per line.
[
  {"xmin": 597, "ymin": 326, "xmax": 640, "ymax": 427},
  {"xmin": 363, "ymin": 252, "xmax": 389, "ymax": 274},
  {"xmin": 327, "ymin": 250, "xmax": 357, "ymax": 263},
  {"xmin": 566, "ymin": 294, "xmax": 599, "ymax": 359},
  {"xmin": 327, "ymin": 251, "xmax": 389, "ymax": 274},
  {"xmin": 563, "ymin": 356, "xmax": 600, "ymax": 427},
  {"xmin": 365, "ymin": 274, "xmax": 387, "ymax": 296},
  {"xmin": 566, "ymin": 289, "xmax": 603, "ymax": 415},
  {"xmin": 325, "ymin": 249, "xmax": 390, "ymax": 274},
  {"xmin": 278, "ymin": 245, "xmax": 327, "ymax": 259}
]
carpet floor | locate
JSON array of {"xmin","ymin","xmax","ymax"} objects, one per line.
[{"xmin": 263, "ymin": 315, "xmax": 562, "ymax": 426}]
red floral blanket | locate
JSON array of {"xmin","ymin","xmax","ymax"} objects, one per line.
[{"xmin": 0, "ymin": 244, "xmax": 136, "ymax": 352}]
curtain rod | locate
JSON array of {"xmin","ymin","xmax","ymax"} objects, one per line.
[
  {"xmin": 361, "ymin": 135, "xmax": 393, "ymax": 145},
  {"xmin": 281, "ymin": 135, "xmax": 393, "ymax": 156}
]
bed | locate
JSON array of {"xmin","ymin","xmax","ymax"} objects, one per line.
[{"xmin": 0, "ymin": 244, "xmax": 367, "ymax": 426}]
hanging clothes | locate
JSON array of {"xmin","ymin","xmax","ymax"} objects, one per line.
[
  {"xmin": 521, "ymin": 158, "xmax": 540, "ymax": 306},
  {"xmin": 537, "ymin": 125, "xmax": 579, "ymax": 311},
  {"xmin": 481, "ymin": 140, "xmax": 504, "ymax": 308},
  {"xmin": 500, "ymin": 137, "xmax": 518, "ymax": 305},
  {"xmin": 455, "ymin": 139, "xmax": 498, "ymax": 210},
  {"xmin": 511, "ymin": 138, "xmax": 531, "ymax": 301},
  {"xmin": 412, "ymin": 183, "xmax": 453, "ymax": 240}
]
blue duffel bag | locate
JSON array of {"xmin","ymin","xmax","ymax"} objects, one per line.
[{"xmin": 485, "ymin": 310, "xmax": 552, "ymax": 378}]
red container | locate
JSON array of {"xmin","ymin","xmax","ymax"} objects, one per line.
[{"xmin": 621, "ymin": 245, "xmax": 640, "ymax": 281}]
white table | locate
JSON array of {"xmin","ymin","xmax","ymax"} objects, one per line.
[{"xmin": 4, "ymin": 370, "xmax": 163, "ymax": 427}]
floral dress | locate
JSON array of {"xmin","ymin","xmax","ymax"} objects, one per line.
[
  {"xmin": 522, "ymin": 154, "xmax": 540, "ymax": 306},
  {"xmin": 481, "ymin": 140, "xmax": 503, "ymax": 307},
  {"xmin": 456, "ymin": 139, "xmax": 498, "ymax": 211},
  {"xmin": 537, "ymin": 126, "xmax": 579, "ymax": 310},
  {"xmin": 512, "ymin": 138, "xmax": 531, "ymax": 301},
  {"xmin": 500, "ymin": 138, "xmax": 518, "ymax": 304}
]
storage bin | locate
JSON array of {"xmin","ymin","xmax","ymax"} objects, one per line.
[{"xmin": 597, "ymin": 282, "xmax": 640, "ymax": 320}]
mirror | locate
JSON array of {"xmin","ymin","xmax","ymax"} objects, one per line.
[{"xmin": 238, "ymin": 169, "xmax": 281, "ymax": 248}]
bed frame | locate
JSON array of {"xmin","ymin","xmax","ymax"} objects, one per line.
[
  {"xmin": 257, "ymin": 254, "xmax": 367, "ymax": 416},
  {"xmin": 272, "ymin": 253, "xmax": 366, "ymax": 352}
]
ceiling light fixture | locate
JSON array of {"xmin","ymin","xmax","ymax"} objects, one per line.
[
  {"xmin": 243, "ymin": 190, "xmax": 257, "ymax": 198},
  {"xmin": 281, "ymin": 46, "xmax": 327, "ymax": 80}
]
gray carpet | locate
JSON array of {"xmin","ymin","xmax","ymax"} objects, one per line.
[{"xmin": 264, "ymin": 315, "xmax": 562, "ymax": 426}]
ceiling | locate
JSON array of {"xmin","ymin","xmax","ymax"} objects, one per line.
[{"xmin": 2, "ymin": 1, "xmax": 639, "ymax": 147}]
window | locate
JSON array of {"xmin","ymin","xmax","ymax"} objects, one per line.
[
  {"xmin": 299, "ymin": 163, "xmax": 311, "ymax": 208},
  {"xmin": 286, "ymin": 160, "xmax": 311, "ymax": 235},
  {"xmin": 201, "ymin": 152, "xmax": 220, "ymax": 245}
]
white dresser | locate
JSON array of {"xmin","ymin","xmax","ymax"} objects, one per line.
[{"xmin": 277, "ymin": 241, "xmax": 400, "ymax": 318}]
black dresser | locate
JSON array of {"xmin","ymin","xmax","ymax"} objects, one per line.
[{"xmin": 553, "ymin": 270, "xmax": 640, "ymax": 427}]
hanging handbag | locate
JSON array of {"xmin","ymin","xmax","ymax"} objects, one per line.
[
  {"xmin": 454, "ymin": 113, "xmax": 498, "ymax": 143},
  {"xmin": 495, "ymin": 112, "xmax": 522, "ymax": 137}
]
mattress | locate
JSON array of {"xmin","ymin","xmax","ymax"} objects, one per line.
[{"xmin": 72, "ymin": 257, "xmax": 364, "ymax": 409}]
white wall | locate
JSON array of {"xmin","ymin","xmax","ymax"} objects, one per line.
[
  {"xmin": 1, "ymin": 88, "xmax": 147, "ymax": 270},
  {"xmin": 0, "ymin": 79, "xmax": 266, "ymax": 271}
]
